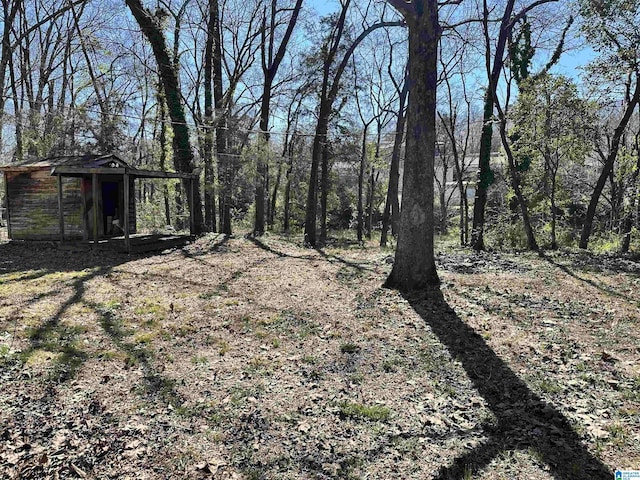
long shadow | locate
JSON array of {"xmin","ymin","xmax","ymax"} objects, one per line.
[
  {"xmin": 247, "ymin": 235, "xmax": 374, "ymax": 273},
  {"xmin": 541, "ymin": 252, "xmax": 639, "ymax": 306},
  {"xmin": 405, "ymin": 288, "xmax": 612, "ymax": 479},
  {"xmin": 21, "ymin": 267, "xmax": 107, "ymax": 382},
  {"xmin": 246, "ymin": 235, "xmax": 316, "ymax": 261},
  {"xmin": 1, "ymin": 242, "xmax": 174, "ymax": 387},
  {"xmin": 94, "ymin": 301, "xmax": 184, "ymax": 407}
]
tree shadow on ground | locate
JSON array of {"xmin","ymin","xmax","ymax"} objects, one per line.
[
  {"xmin": 1, "ymin": 242, "xmax": 184, "ymax": 404},
  {"xmin": 405, "ymin": 287, "xmax": 612, "ymax": 479},
  {"xmin": 246, "ymin": 235, "xmax": 374, "ymax": 274},
  {"xmin": 541, "ymin": 252, "xmax": 639, "ymax": 306}
]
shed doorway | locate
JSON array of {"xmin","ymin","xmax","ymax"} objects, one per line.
[{"xmin": 101, "ymin": 181, "xmax": 121, "ymax": 236}]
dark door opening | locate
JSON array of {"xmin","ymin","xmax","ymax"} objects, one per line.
[{"xmin": 102, "ymin": 181, "xmax": 120, "ymax": 236}]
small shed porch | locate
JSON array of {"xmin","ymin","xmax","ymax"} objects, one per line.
[{"xmin": 2, "ymin": 155, "xmax": 198, "ymax": 253}]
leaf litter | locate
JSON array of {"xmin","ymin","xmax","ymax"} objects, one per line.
[{"xmin": 0, "ymin": 235, "xmax": 637, "ymax": 479}]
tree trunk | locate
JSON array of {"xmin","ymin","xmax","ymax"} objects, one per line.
[
  {"xmin": 208, "ymin": 0, "xmax": 231, "ymax": 235},
  {"xmin": 255, "ymin": 79, "xmax": 272, "ymax": 236},
  {"xmin": 269, "ymin": 158, "xmax": 282, "ymax": 227},
  {"xmin": 384, "ymin": 0, "xmax": 440, "ymax": 290},
  {"xmin": 580, "ymin": 77, "xmax": 640, "ymax": 249},
  {"xmin": 319, "ymin": 140, "xmax": 330, "ymax": 245},
  {"xmin": 381, "ymin": 81, "xmax": 407, "ymax": 247},
  {"xmin": 358, "ymin": 126, "xmax": 367, "ymax": 242},
  {"xmin": 499, "ymin": 119, "xmax": 539, "ymax": 250},
  {"xmin": 126, "ymin": 0, "xmax": 204, "ymax": 233},
  {"xmin": 203, "ymin": 0, "xmax": 217, "ymax": 232},
  {"xmin": 550, "ymin": 175, "xmax": 557, "ymax": 249},
  {"xmin": 305, "ymin": 112, "xmax": 329, "ymax": 246},
  {"xmin": 158, "ymin": 88, "xmax": 171, "ymax": 226},
  {"xmin": 439, "ymin": 158, "xmax": 448, "ymax": 235},
  {"xmin": 366, "ymin": 166, "xmax": 375, "ymax": 239},
  {"xmin": 471, "ymin": 91, "xmax": 495, "ymax": 251},
  {"xmin": 283, "ymin": 138, "xmax": 295, "ymax": 234}
]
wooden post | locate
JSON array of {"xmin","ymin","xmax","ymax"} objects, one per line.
[
  {"xmin": 92, "ymin": 173, "xmax": 98, "ymax": 245},
  {"xmin": 3, "ymin": 172, "xmax": 12, "ymax": 239},
  {"xmin": 189, "ymin": 177, "xmax": 195, "ymax": 235},
  {"xmin": 57, "ymin": 174, "xmax": 64, "ymax": 242},
  {"xmin": 124, "ymin": 173, "xmax": 131, "ymax": 252}
]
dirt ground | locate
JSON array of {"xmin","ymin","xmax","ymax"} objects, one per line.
[{"xmin": 0, "ymin": 232, "xmax": 638, "ymax": 479}]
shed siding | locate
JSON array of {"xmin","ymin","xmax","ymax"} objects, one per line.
[{"xmin": 6, "ymin": 169, "xmax": 83, "ymax": 240}]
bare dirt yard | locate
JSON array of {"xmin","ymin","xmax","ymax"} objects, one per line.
[{"xmin": 1, "ymin": 232, "xmax": 638, "ymax": 479}]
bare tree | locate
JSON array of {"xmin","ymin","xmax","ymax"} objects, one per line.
[
  {"xmin": 253, "ymin": 0, "xmax": 303, "ymax": 235},
  {"xmin": 303, "ymin": 0, "xmax": 401, "ymax": 246}
]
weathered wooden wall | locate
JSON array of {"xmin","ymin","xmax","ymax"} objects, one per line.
[{"xmin": 5, "ymin": 169, "xmax": 83, "ymax": 240}]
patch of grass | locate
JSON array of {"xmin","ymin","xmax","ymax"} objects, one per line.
[
  {"xmin": 270, "ymin": 337, "xmax": 280, "ymax": 348},
  {"xmin": 339, "ymin": 401, "xmax": 391, "ymax": 422},
  {"xmin": 439, "ymin": 382, "xmax": 458, "ymax": 398},
  {"xmin": 607, "ymin": 423, "xmax": 627, "ymax": 446},
  {"xmin": 198, "ymin": 291, "xmax": 218, "ymax": 300},
  {"xmin": 302, "ymin": 355, "xmax": 317, "ymax": 364},
  {"xmin": 245, "ymin": 356, "xmax": 272, "ymax": 376},
  {"xmin": 134, "ymin": 332, "xmax": 155, "ymax": 344},
  {"xmin": 254, "ymin": 329, "xmax": 268, "ymax": 340},
  {"xmin": 336, "ymin": 266, "xmax": 363, "ymax": 284},
  {"xmin": 382, "ymin": 357, "xmax": 404, "ymax": 373},
  {"xmin": 50, "ymin": 343, "xmax": 87, "ymax": 381},
  {"xmin": 340, "ymin": 343, "xmax": 360, "ymax": 354},
  {"xmin": 0, "ymin": 343, "xmax": 17, "ymax": 365},
  {"xmin": 191, "ymin": 355, "xmax": 209, "ymax": 366},
  {"xmin": 218, "ymin": 340, "xmax": 230, "ymax": 356},
  {"xmin": 463, "ymin": 465, "xmax": 473, "ymax": 480},
  {"xmin": 134, "ymin": 298, "xmax": 168, "ymax": 322},
  {"xmin": 527, "ymin": 446, "xmax": 546, "ymax": 465},
  {"xmin": 262, "ymin": 311, "xmax": 320, "ymax": 339},
  {"xmin": 538, "ymin": 378, "xmax": 562, "ymax": 394}
]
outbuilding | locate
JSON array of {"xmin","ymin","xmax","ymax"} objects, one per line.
[{"xmin": 0, "ymin": 154, "xmax": 197, "ymax": 251}]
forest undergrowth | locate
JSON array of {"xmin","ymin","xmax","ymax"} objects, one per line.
[{"xmin": 0, "ymin": 232, "xmax": 638, "ymax": 479}]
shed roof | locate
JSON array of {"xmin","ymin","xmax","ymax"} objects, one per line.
[
  {"xmin": 0, "ymin": 154, "xmax": 198, "ymax": 179},
  {"xmin": 1, "ymin": 154, "xmax": 129, "ymax": 170}
]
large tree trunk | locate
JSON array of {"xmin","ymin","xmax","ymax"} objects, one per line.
[
  {"xmin": 384, "ymin": 0, "xmax": 440, "ymax": 290},
  {"xmin": 157, "ymin": 87, "xmax": 171, "ymax": 226},
  {"xmin": 126, "ymin": 0, "xmax": 204, "ymax": 233},
  {"xmin": 580, "ymin": 78, "xmax": 640, "ymax": 249}
]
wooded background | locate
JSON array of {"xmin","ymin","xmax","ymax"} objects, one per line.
[{"xmin": 0, "ymin": 0, "xmax": 638, "ymax": 263}]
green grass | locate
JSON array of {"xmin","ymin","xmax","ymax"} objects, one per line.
[
  {"xmin": 339, "ymin": 401, "xmax": 391, "ymax": 422},
  {"xmin": 340, "ymin": 343, "xmax": 360, "ymax": 354}
]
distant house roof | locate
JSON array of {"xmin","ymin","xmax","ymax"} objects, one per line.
[{"xmin": 1, "ymin": 154, "xmax": 129, "ymax": 170}]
